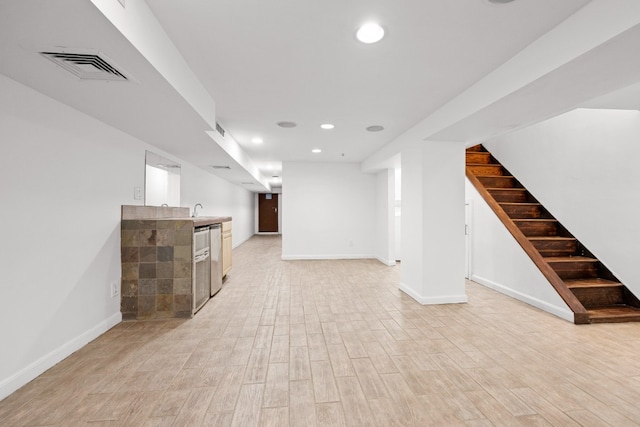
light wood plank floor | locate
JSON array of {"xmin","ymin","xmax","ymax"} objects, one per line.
[{"xmin": 3, "ymin": 235, "xmax": 640, "ymax": 426}]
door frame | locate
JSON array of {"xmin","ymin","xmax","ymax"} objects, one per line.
[{"xmin": 255, "ymin": 192, "xmax": 282, "ymax": 234}]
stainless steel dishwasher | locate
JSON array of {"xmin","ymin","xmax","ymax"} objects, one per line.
[{"xmin": 209, "ymin": 224, "xmax": 223, "ymax": 296}]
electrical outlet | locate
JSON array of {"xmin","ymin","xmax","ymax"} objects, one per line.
[
  {"xmin": 111, "ymin": 281, "xmax": 120, "ymax": 298},
  {"xmin": 133, "ymin": 187, "xmax": 142, "ymax": 200}
]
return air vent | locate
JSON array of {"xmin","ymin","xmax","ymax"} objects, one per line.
[
  {"xmin": 211, "ymin": 165, "xmax": 231, "ymax": 170},
  {"xmin": 39, "ymin": 51, "xmax": 128, "ymax": 81},
  {"xmin": 215, "ymin": 122, "xmax": 226, "ymax": 137}
]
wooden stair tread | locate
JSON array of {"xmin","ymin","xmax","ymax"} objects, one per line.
[
  {"xmin": 528, "ymin": 237, "xmax": 575, "ymax": 241},
  {"xmin": 544, "ymin": 256, "xmax": 598, "ymax": 263},
  {"xmin": 499, "ymin": 202, "xmax": 541, "ymax": 207},
  {"xmin": 587, "ymin": 306, "xmax": 640, "ymax": 323},
  {"xmin": 468, "ymin": 143, "xmax": 639, "ymax": 324},
  {"xmin": 566, "ymin": 278, "xmax": 621, "ymax": 289}
]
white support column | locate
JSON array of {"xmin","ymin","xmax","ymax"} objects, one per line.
[{"xmin": 399, "ymin": 139, "xmax": 467, "ymax": 304}]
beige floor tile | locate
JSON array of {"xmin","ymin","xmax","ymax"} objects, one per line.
[
  {"xmin": 260, "ymin": 406, "xmax": 289, "ymax": 427},
  {"xmin": 230, "ymin": 383, "xmax": 264, "ymax": 427},
  {"xmin": 316, "ymin": 402, "xmax": 347, "ymax": 426},
  {"xmin": 289, "ymin": 380, "xmax": 317, "ymax": 426},
  {"xmin": 311, "ymin": 360, "xmax": 340, "ymax": 403},
  {"xmin": 263, "ymin": 363, "xmax": 289, "ymax": 408},
  {"xmin": 4, "ymin": 235, "xmax": 640, "ymax": 426},
  {"xmin": 335, "ymin": 376, "xmax": 375, "ymax": 426}
]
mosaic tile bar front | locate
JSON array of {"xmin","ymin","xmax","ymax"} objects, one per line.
[{"xmin": 120, "ymin": 219, "xmax": 193, "ymax": 320}]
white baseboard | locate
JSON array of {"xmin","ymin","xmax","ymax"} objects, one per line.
[
  {"xmin": 471, "ymin": 274, "xmax": 574, "ymax": 322},
  {"xmin": 0, "ymin": 312, "xmax": 122, "ymax": 401},
  {"xmin": 399, "ymin": 282, "xmax": 468, "ymax": 305},
  {"xmin": 375, "ymin": 256, "xmax": 396, "ymax": 267},
  {"xmin": 281, "ymin": 254, "xmax": 374, "ymax": 261}
]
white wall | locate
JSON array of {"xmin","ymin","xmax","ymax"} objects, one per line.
[
  {"xmin": 466, "ymin": 181, "xmax": 574, "ymax": 321},
  {"xmin": 484, "ymin": 108, "xmax": 640, "ymax": 296},
  {"xmin": 281, "ymin": 162, "xmax": 376, "ymax": 259},
  {"xmin": 399, "ymin": 140, "xmax": 467, "ymax": 305},
  {"xmin": 0, "ymin": 75, "xmax": 254, "ymax": 400},
  {"xmin": 394, "ymin": 168, "xmax": 402, "ymax": 261},
  {"xmin": 181, "ymin": 166, "xmax": 254, "ymax": 248},
  {"xmin": 374, "ymin": 169, "xmax": 396, "ymax": 266}
]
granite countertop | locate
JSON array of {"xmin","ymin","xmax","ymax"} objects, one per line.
[
  {"xmin": 191, "ymin": 216, "xmax": 232, "ymax": 227},
  {"xmin": 121, "ymin": 216, "xmax": 232, "ymax": 227},
  {"xmin": 121, "ymin": 206, "xmax": 231, "ymax": 227}
]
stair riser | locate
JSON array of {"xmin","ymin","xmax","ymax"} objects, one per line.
[
  {"xmin": 589, "ymin": 315, "xmax": 640, "ymax": 324},
  {"xmin": 477, "ymin": 176, "xmax": 517, "ymax": 188},
  {"xmin": 465, "ymin": 152, "xmax": 493, "ymax": 164},
  {"xmin": 530, "ymin": 240, "xmax": 578, "ymax": 257},
  {"xmin": 572, "ymin": 287, "xmax": 624, "ymax": 308},
  {"xmin": 488, "ymin": 190, "xmax": 528, "ymax": 203},
  {"xmin": 515, "ymin": 221, "xmax": 558, "ymax": 236},
  {"xmin": 548, "ymin": 262, "xmax": 599, "ymax": 280},
  {"xmin": 501, "ymin": 205, "xmax": 544, "ymax": 219},
  {"xmin": 467, "ymin": 165, "xmax": 504, "ymax": 176},
  {"xmin": 466, "ymin": 146, "xmax": 484, "ymax": 152}
]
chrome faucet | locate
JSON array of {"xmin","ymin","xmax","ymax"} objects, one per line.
[
  {"xmin": 193, "ymin": 203, "xmax": 203, "ymax": 217},
  {"xmin": 161, "ymin": 203, "xmax": 169, "ymax": 207}
]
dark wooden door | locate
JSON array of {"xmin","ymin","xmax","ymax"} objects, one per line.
[{"xmin": 258, "ymin": 193, "xmax": 279, "ymax": 232}]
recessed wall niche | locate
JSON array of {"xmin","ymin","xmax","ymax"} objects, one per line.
[{"xmin": 145, "ymin": 150, "xmax": 181, "ymax": 207}]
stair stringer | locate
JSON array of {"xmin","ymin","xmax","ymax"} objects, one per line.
[
  {"xmin": 467, "ymin": 181, "xmax": 575, "ymax": 322},
  {"xmin": 466, "ymin": 170, "xmax": 590, "ymax": 324}
]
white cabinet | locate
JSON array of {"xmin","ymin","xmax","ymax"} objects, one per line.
[{"xmin": 222, "ymin": 221, "xmax": 232, "ymax": 277}]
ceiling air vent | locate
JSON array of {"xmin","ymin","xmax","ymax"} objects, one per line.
[
  {"xmin": 39, "ymin": 51, "xmax": 128, "ymax": 81},
  {"xmin": 215, "ymin": 122, "xmax": 226, "ymax": 137},
  {"xmin": 211, "ymin": 165, "xmax": 231, "ymax": 170}
]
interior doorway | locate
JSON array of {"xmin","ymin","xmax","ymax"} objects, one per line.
[{"xmin": 258, "ymin": 193, "xmax": 279, "ymax": 232}]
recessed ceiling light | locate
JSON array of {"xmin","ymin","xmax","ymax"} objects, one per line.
[
  {"xmin": 366, "ymin": 125, "xmax": 385, "ymax": 132},
  {"xmin": 312, "ymin": 148, "xmax": 322, "ymax": 154},
  {"xmin": 320, "ymin": 123, "xmax": 335, "ymax": 130},
  {"xmin": 356, "ymin": 22, "xmax": 385, "ymax": 44},
  {"xmin": 277, "ymin": 121, "xmax": 297, "ymax": 128},
  {"xmin": 488, "ymin": 0, "xmax": 515, "ymax": 3},
  {"xmin": 251, "ymin": 137, "xmax": 263, "ymax": 144}
]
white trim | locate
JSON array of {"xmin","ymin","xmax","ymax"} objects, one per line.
[
  {"xmin": 471, "ymin": 274, "xmax": 574, "ymax": 322},
  {"xmin": 281, "ymin": 254, "xmax": 374, "ymax": 261},
  {"xmin": 376, "ymin": 256, "xmax": 397, "ymax": 267},
  {"xmin": 465, "ymin": 199, "xmax": 473, "ymax": 280},
  {"xmin": 0, "ymin": 312, "xmax": 122, "ymax": 401},
  {"xmin": 399, "ymin": 282, "xmax": 468, "ymax": 305}
]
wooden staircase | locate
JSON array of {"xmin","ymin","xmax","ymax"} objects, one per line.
[{"xmin": 466, "ymin": 145, "xmax": 640, "ymax": 324}]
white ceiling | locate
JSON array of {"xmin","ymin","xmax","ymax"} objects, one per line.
[
  {"xmin": 145, "ymin": 0, "xmax": 590, "ymax": 178},
  {"xmin": 5, "ymin": 0, "xmax": 640, "ymax": 193}
]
